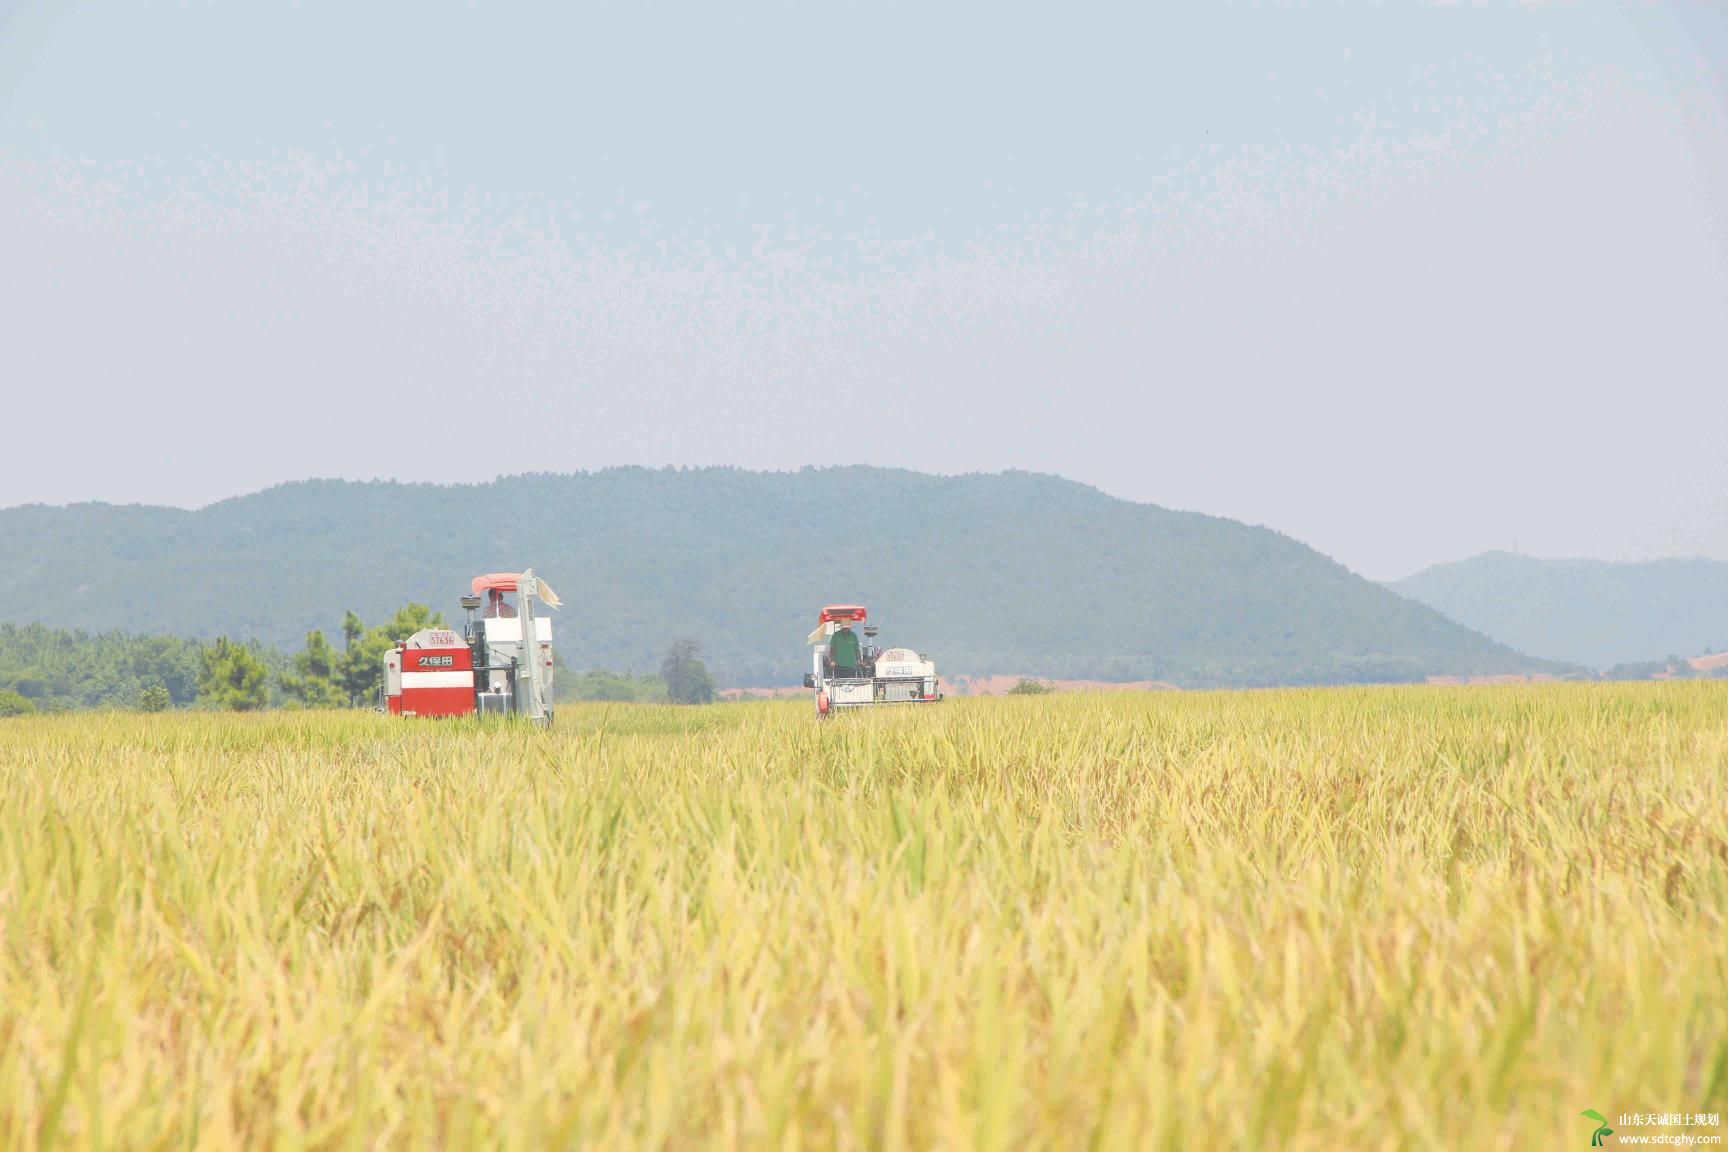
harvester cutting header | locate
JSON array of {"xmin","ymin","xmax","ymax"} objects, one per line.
[{"xmin": 384, "ymin": 570, "xmax": 560, "ymax": 724}]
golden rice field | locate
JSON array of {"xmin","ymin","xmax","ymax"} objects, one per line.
[{"xmin": 2, "ymin": 684, "xmax": 1725, "ymax": 1150}]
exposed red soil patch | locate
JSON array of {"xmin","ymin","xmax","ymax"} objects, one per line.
[
  {"xmin": 1424, "ymin": 673, "xmax": 1563, "ymax": 685},
  {"xmin": 943, "ymin": 674, "xmax": 1179, "ymax": 696}
]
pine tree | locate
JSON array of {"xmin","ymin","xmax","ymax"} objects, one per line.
[
  {"xmin": 198, "ymin": 638, "xmax": 269, "ymax": 711},
  {"xmin": 281, "ymin": 631, "xmax": 347, "ymax": 708}
]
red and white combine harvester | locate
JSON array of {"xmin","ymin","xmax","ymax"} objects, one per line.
[
  {"xmin": 383, "ymin": 570, "xmax": 560, "ymax": 724},
  {"xmin": 804, "ymin": 604, "xmax": 941, "ymax": 716}
]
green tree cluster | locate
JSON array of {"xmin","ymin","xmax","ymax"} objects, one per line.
[
  {"xmin": 0, "ymin": 607, "xmax": 445, "ymax": 714},
  {"xmin": 660, "ymin": 639, "xmax": 715, "ymax": 705},
  {"xmin": 1601, "ymin": 658, "xmax": 1699, "ymax": 682},
  {"xmin": 198, "ymin": 638, "xmax": 271, "ymax": 711},
  {"xmin": 562, "ymin": 669, "xmax": 669, "ymax": 703},
  {"xmin": 0, "ymin": 624, "xmax": 206, "ymax": 711},
  {"xmin": 280, "ymin": 630, "xmax": 347, "ymax": 708},
  {"xmin": 283, "ymin": 604, "xmax": 445, "ymax": 708}
]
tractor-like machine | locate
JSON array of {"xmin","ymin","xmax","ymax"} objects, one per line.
[
  {"xmin": 383, "ymin": 570, "xmax": 559, "ymax": 724},
  {"xmin": 803, "ymin": 604, "xmax": 941, "ymax": 715}
]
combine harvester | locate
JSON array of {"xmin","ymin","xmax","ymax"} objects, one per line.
[
  {"xmin": 383, "ymin": 570, "xmax": 560, "ymax": 724},
  {"xmin": 804, "ymin": 604, "xmax": 942, "ymax": 716}
]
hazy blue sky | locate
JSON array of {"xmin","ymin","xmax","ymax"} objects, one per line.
[{"xmin": 2, "ymin": 2, "xmax": 1724, "ymax": 579}]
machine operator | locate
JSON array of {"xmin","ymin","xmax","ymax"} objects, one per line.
[{"xmin": 829, "ymin": 622, "xmax": 861, "ymax": 678}]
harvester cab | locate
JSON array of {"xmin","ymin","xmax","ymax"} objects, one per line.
[
  {"xmin": 803, "ymin": 604, "xmax": 941, "ymax": 715},
  {"xmin": 383, "ymin": 569, "xmax": 560, "ymax": 724}
]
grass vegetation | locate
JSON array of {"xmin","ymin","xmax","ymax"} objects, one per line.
[{"xmin": 2, "ymin": 684, "xmax": 1724, "ymax": 1149}]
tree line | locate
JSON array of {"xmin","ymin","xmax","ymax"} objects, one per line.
[{"xmin": 0, "ymin": 614, "xmax": 719, "ymax": 715}]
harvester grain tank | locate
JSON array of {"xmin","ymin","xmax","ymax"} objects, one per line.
[{"xmin": 383, "ymin": 569, "xmax": 559, "ymax": 723}]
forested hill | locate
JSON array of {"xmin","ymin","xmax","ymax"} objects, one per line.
[
  {"xmin": 1392, "ymin": 551, "xmax": 1728, "ymax": 670},
  {"xmin": 0, "ymin": 468, "xmax": 1559, "ymax": 688}
]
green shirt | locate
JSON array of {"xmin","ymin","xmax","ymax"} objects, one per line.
[{"xmin": 829, "ymin": 628, "xmax": 860, "ymax": 669}]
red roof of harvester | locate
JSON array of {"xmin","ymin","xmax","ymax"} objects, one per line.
[
  {"xmin": 819, "ymin": 604, "xmax": 867, "ymax": 623},
  {"xmin": 472, "ymin": 572, "xmax": 523, "ymax": 595}
]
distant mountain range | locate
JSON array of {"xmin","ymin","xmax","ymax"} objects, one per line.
[
  {"xmin": 0, "ymin": 467, "xmax": 1563, "ymax": 688},
  {"xmin": 1392, "ymin": 551, "xmax": 1728, "ymax": 669}
]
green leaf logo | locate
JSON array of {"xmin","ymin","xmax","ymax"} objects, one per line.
[{"xmin": 1581, "ymin": 1110, "xmax": 1614, "ymax": 1147}]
